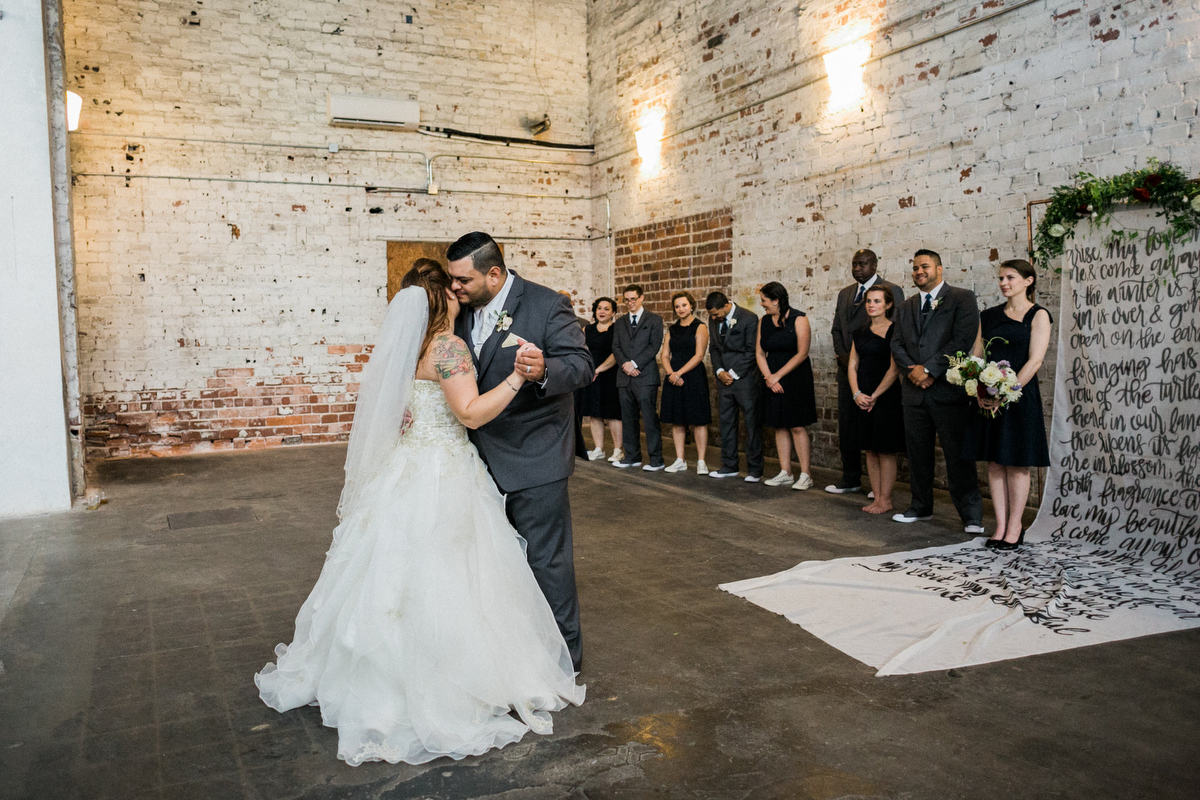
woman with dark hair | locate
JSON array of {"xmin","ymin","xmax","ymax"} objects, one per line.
[
  {"xmin": 577, "ymin": 297, "xmax": 624, "ymax": 461},
  {"xmin": 256, "ymin": 259, "xmax": 584, "ymax": 766},
  {"xmin": 756, "ymin": 281, "xmax": 818, "ymax": 489},
  {"xmin": 658, "ymin": 291, "xmax": 712, "ymax": 474},
  {"xmin": 848, "ymin": 285, "xmax": 905, "ymax": 514},
  {"xmin": 967, "ymin": 259, "xmax": 1053, "ymax": 551}
]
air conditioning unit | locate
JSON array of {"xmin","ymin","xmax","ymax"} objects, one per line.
[{"xmin": 327, "ymin": 93, "xmax": 420, "ymax": 131}]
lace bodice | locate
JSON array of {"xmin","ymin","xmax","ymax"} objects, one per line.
[{"xmin": 401, "ymin": 380, "xmax": 471, "ymax": 450}]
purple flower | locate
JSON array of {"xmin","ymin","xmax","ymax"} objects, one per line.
[
  {"xmin": 986, "ymin": 385, "xmax": 999, "ymax": 396},
  {"xmin": 997, "ymin": 360, "xmax": 1011, "ymax": 368}
]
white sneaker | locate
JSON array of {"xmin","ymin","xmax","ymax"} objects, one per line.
[
  {"xmin": 744, "ymin": 474, "xmax": 762, "ymax": 483},
  {"xmin": 696, "ymin": 460, "xmax": 709, "ymax": 475},
  {"xmin": 791, "ymin": 473, "xmax": 814, "ymax": 490},
  {"xmin": 613, "ymin": 459, "xmax": 641, "ymax": 469},
  {"xmin": 710, "ymin": 469, "xmax": 739, "ymax": 478},
  {"xmin": 664, "ymin": 458, "xmax": 687, "ymax": 473},
  {"xmin": 608, "ymin": 448, "xmax": 623, "ymax": 463},
  {"xmin": 642, "ymin": 463, "xmax": 665, "ymax": 472},
  {"xmin": 587, "ymin": 447, "xmax": 605, "ymax": 461},
  {"xmin": 764, "ymin": 470, "xmax": 795, "ymax": 487}
]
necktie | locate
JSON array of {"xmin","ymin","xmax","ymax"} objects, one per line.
[
  {"xmin": 719, "ymin": 320, "xmax": 728, "ymax": 335},
  {"xmin": 853, "ymin": 285, "xmax": 865, "ymax": 305},
  {"xmin": 919, "ymin": 294, "xmax": 932, "ymax": 332},
  {"xmin": 631, "ymin": 314, "xmax": 639, "ymax": 328}
]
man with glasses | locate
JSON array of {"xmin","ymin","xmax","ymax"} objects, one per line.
[{"xmin": 611, "ymin": 284, "xmax": 665, "ymax": 471}]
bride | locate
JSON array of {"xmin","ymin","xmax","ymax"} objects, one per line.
[{"xmin": 255, "ymin": 258, "xmax": 585, "ymax": 766}]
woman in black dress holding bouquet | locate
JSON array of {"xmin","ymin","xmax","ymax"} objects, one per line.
[
  {"xmin": 967, "ymin": 259, "xmax": 1052, "ymax": 551},
  {"xmin": 658, "ymin": 291, "xmax": 711, "ymax": 474},
  {"xmin": 756, "ymin": 282, "xmax": 818, "ymax": 490},
  {"xmin": 848, "ymin": 286, "xmax": 905, "ymax": 514},
  {"xmin": 577, "ymin": 297, "xmax": 624, "ymax": 462}
]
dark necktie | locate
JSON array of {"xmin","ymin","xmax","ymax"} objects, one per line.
[
  {"xmin": 853, "ymin": 285, "xmax": 866, "ymax": 305},
  {"xmin": 631, "ymin": 314, "xmax": 639, "ymax": 328},
  {"xmin": 719, "ymin": 320, "xmax": 728, "ymax": 335},
  {"xmin": 919, "ymin": 294, "xmax": 933, "ymax": 332}
]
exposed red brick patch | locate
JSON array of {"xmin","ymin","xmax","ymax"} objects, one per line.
[
  {"xmin": 980, "ymin": 32, "xmax": 998, "ymax": 47},
  {"xmin": 860, "ymin": 203, "xmax": 876, "ymax": 216},
  {"xmin": 291, "ymin": 204, "xmax": 307, "ymax": 212},
  {"xmin": 989, "ymin": 248, "xmax": 1000, "ymax": 262},
  {"xmin": 84, "ymin": 351, "xmax": 371, "ymax": 459},
  {"xmin": 1095, "ymin": 28, "xmax": 1120, "ymax": 41},
  {"xmin": 1053, "ymin": 8, "xmax": 1081, "ymax": 20},
  {"xmin": 899, "ymin": 196, "xmax": 916, "ymax": 209},
  {"xmin": 960, "ymin": 167, "xmax": 973, "ymax": 181},
  {"xmin": 811, "ymin": 211, "xmax": 824, "ymax": 221},
  {"xmin": 612, "ymin": 208, "xmax": 733, "ymax": 316}
]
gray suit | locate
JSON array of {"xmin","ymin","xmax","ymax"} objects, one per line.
[
  {"xmin": 890, "ymin": 284, "xmax": 983, "ymax": 524},
  {"xmin": 830, "ymin": 278, "xmax": 905, "ymax": 486},
  {"xmin": 708, "ymin": 304, "xmax": 764, "ymax": 476},
  {"xmin": 612, "ymin": 310, "xmax": 664, "ymax": 466},
  {"xmin": 455, "ymin": 271, "xmax": 593, "ymax": 667}
]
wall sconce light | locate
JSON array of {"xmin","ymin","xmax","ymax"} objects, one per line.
[
  {"xmin": 823, "ymin": 40, "xmax": 870, "ymax": 112},
  {"xmin": 634, "ymin": 108, "xmax": 666, "ymax": 175},
  {"xmin": 66, "ymin": 91, "xmax": 82, "ymax": 131}
]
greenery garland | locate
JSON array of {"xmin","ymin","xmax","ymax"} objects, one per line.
[{"xmin": 1031, "ymin": 159, "xmax": 1200, "ymax": 268}]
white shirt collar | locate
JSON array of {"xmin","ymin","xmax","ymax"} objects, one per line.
[
  {"xmin": 475, "ymin": 270, "xmax": 515, "ymax": 326},
  {"xmin": 859, "ymin": 274, "xmax": 880, "ymax": 291},
  {"xmin": 629, "ymin": 307, "xmax": 641, "ymax": 324},
  {"xmin": 920, "ymin": 281, "xmax": 945, "ymax": 304}
]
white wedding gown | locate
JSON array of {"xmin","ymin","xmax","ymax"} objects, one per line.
[{"xmin": 255, "ymin": 380, "xmax": 585, "ymax": 766}]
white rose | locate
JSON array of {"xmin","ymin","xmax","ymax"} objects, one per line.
[
  {"xmin": 1001, "ymin": 385, "xmax": 1023, "ymax": 403},
  {"xmin": 1191, "ymin": 195, "xmax": 1200, "ymax": 213},
  {"xmin": 1048, "ymin": 223, "xmax": 1067, "ymax": 237},
  {"xmin": 979, "ymin": 365, "xmax": 1004, "ymax": 386},
  {"xmin": 946, "ymin": 369, "xmax": 964, "ymax": 386},
  {"xmin": 970, "ymin": 355, "xmax": 986, "ymax": 369},
  {"xmin": 964, "ymin": 379, "xmax": 978, "ymax": 397}
]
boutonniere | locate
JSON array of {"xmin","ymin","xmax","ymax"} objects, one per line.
[
  {"xmin": 495, "ymin": 311, "xmax": 513, "ymax": 332},
  {"xmin": 727, "ymin": 315, "xmax": 738, "ymax": 327},
  {"xmin": 930, "ymin": 297, "xmax": 943, "ymax": 311}
]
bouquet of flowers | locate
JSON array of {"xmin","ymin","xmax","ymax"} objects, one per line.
[{"xmin": 945, "ymin": 345, "xmax": 1022, "ymax": 417}]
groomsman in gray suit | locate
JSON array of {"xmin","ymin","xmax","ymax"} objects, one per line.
[
  {"xmin": 448, "ymin": 232, "xmax": 593, "ymax": 670},
  {"xmin": 828, "ymin": 249, "xmax": 905, "ymax": 494},
  {"xmin": 889, "ymin": 249, "xmax": 985, "ymax": 534},
  {"xmin": 706, "ymin": 291, "xmax": 764, "ymax": 481},
  {"xmin": 611, "ymin": 284, "xmax": 665, "ymax": 471}
]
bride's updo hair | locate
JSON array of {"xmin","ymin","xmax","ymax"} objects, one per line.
[{"xmin": 401, "ymin": 258, "xmax": 453, "ymax": 358}]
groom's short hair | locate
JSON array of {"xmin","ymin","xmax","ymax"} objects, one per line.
[{"xmin": 447, "ymin": 232, "xmax": 507, "ymax": 276}]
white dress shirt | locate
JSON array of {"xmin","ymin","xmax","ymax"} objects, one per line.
[
  {"xmin": 471, "ymin": 271, "xmax": 516, "ymax": 357},
  {"xmin": 853, "ymin": 273, "xmax": 880, "ymax": 304},
  {"xmin": 918, "ymin": 281, "xmax": 945, "ymax": 309}
]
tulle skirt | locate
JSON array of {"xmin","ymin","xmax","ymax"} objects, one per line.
[{"xmin": 255, "ymin": 432, "xmax": 585, "ymax": 765}]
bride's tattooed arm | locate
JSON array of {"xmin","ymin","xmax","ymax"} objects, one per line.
[{"xmin": 432, "ymin": 335, "xmax": 474, "ymax": 380}]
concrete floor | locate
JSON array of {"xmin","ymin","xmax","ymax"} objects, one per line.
[{"xmin": 1, "ymin": 444, "xmax": 1198, "ymax": 800}]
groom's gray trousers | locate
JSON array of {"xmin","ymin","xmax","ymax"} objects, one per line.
[{"xmin": 504, "ymin": 479, "xmax": 581, "ymax": 667}]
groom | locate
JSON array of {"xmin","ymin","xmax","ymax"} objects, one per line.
[{"xmin": 447, "ymin": 232, "xmax": 593, "ymax": 671}]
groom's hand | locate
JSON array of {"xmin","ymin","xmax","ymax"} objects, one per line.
[{"xmin": 515, "ymin": 345, "xmax": 546, "ymax": 382}]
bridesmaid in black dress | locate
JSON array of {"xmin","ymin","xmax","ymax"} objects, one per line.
[
  {"xmin": 659, "ymin": 291, "xmax": 711, "ymax": 474},
  {"xmin": 577, "ymin": 297, "xmax": 624, "ymax": 462},
  {"xmin": 967, "ymin": 259, "xmax": 1053, "ymax": 551},
  {"xmin": 755, "ymin": 281, "xmax": 818, "ymax": 490},
  {"xmin": 848, "ymin": 286, "xmax": 905, "ymax": 514}
]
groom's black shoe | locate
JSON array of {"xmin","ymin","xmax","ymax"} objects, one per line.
[{"xmin": 572, "ymin": 657, "xmax": 582, "ymax": 672}]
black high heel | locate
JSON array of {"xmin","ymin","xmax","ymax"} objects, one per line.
[{"xmin": 995, "ymin": 528, "xmax": 1025, "ymax": 551}]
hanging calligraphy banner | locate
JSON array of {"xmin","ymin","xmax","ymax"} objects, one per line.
[{"xmin": 722, "ymin": 208, "xmax": 1200, "ymax": 675}]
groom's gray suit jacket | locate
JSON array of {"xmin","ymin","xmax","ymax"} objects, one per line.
[{"xmin": 455, "ymin": 271, "xmax": 593, "ymax": 493}]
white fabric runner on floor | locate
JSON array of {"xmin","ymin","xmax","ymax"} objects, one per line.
[{"xmin": 722, "ymin": 210, "xmax": 1200, "ymax": 675}]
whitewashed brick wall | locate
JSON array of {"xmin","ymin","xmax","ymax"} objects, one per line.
[
  {"xmin": 587, "ymin": 0, "xmax": 1199, "ymax": 477},
  {"xmin": 65, "ymin": 0, "xmax": 595, "ymax": 456}
]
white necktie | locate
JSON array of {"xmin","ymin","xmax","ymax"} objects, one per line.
[{"xmin": 474, "ymin": 309, "xmax": 497, "ymax": 356}]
